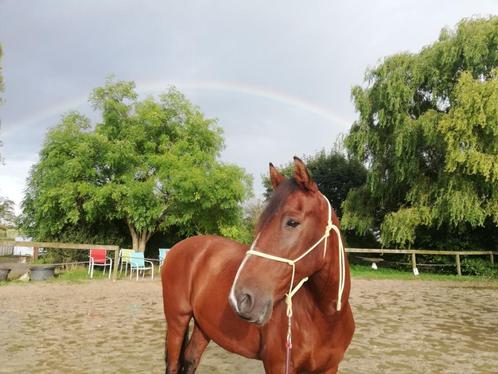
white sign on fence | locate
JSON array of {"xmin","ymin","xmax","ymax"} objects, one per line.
[{"xmin": 13, "ymin": 236, "xmax": 34, "ymax": 256}]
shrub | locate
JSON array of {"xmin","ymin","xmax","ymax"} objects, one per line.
[{"xmin": 461, "ymin": 258, "xmax": 498, "ymax": 277}]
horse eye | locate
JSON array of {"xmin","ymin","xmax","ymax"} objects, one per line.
[{"xmin": 286, "ymin": 219, "xmax": 300, "ymax": 228}]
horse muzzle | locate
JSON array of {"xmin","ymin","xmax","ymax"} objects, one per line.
[{"xmin": 229, "ymin": 287, "xmax": 273, "ymax": 325}]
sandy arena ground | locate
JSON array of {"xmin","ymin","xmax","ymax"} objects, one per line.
[{"xmin": 1, "ymin": 278, "xmax": 497, "ymax": 373}]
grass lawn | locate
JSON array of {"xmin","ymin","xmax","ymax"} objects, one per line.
[
  {"xmin": 2, "ymin": 263, "xmax": 498, "ymax": 285},
  {"xmin": 0, "ymin": 266, "xmax": 116, "ymax": 285},
  {"xmin": 350, "ymin": 264, "xmax": 498, "ymax": 282}
]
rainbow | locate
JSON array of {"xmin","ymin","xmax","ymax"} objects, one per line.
[
  {"xmin": 138, "ymin": 80, "xmax": 350, "ymax": 126},
  {"xmin": 4, "ymin": 80, "xmax": 351, "ymax": 136},
  {"xmin": 2, "ymin": 97, "xmax": 89, "ymax": 137}
]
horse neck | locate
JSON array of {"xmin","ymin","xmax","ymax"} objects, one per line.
[{"xmin": 308, "ymin": 219, "xmax": 350, "ymax": 315}]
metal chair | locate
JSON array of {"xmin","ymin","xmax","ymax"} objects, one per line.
[
  {"xmin": 88, "ymin": 248, "xmax": 113, "ymax": 279},
  {"xmin": 159, "ymin": 248, "xmax": 170, "ymax": 267},
  {"xmin": 129, "ymin": 252, "xmax": 154, "ymax": 280},
  {"xmin": 119, "ymin": 249, "xmax": 134, "ymax": 276}
]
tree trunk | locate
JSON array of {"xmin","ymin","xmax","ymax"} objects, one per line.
[
  {"xmin": 127, "ymin": 220, "xmax": 154, "ymax": 252},
  {"xmin": 136, "ymin": 230, "xmax": 154, "ymax": 252},
  {"xmin": 137, "ymin": 231, "xmax": 148, "ymax": 252},
  {"xmin": 127, "ymin": 221, "xmax": 139, "ymax": 251}
]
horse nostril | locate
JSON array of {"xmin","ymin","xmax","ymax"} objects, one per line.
[{"xmin": 238, "ymin": 292, "xmax": 254, "ymax": 314}]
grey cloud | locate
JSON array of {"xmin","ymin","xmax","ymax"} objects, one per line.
[{"xmin": 1, "ymin": 0, "xmax": 497, "ymax": 210}]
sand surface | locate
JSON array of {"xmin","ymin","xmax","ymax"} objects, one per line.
[{"xmin": 1, "ymin": 278, "xmax": 497, "ymax": 373}]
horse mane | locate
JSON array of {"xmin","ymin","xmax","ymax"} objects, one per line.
[{"xmin": 256, "ymin": 178, "xmax": 298, "ymax": 233}]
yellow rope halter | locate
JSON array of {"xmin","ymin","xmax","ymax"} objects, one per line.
[{"xmin": 245, "ymin": 193, "xmax": 346, "ymax": 314}]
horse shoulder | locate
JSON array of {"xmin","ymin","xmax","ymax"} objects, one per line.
[
  {"xmin": 165, "ymin": 235, "xmax": 262, "ymax": 359},
  {"xmin": 162, "ymin": 235, "xmax": 245, "ymax": 293}
]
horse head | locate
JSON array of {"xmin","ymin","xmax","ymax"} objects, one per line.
[{"xmin": 229, "ymin": 157, "xmax": 336, "ymax": 325}]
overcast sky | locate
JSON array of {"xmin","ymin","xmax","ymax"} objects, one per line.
[{"xmin": 1, "ymin": 0, "xmax": 497, "ymax": 213}]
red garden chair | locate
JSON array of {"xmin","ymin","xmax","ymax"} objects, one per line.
[{"xmin": 88, "ymin": 248, "xmax": 113, "ymax": 279}]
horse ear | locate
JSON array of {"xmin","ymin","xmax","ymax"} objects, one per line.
[
  {"xmin": 269, "ymin": 163, "xmax": 285, "ymax": 190},
  {"xmin": 293, "ymin": 156, "xmax": 317, "ymax": 192}
]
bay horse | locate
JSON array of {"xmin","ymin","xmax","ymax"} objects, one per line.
[{"xmin": 161, "ymin": 157, "xmax": 355, "ymax": 373}]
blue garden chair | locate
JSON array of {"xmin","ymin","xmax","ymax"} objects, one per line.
[
  {"xmin": 129, "ymin": 252, "xmax": 154, "ymax": 281},
  {"xmin": 159, "ymin": 248, "xmax": 170, "ymax": 267}
]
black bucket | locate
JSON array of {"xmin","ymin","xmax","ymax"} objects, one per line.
[
  {"xmin": 0, "ymin": 268, "xmax": 9, "ymax": 281},
  {"xmin": 30, "ymin": 265, "xmax": 56, "ymax": 281}
]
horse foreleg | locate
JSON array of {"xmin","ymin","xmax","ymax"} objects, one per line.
[
  {"xmin": 262, "ymin": 351, "xmax": 292, "ymax": 374},
  {"xmin": 165, "ymin": 314, "xmax": 191, "ymax": 374},
  {"xmin": 182, "ymin": 321, "xmax": 210, "ymax": 374},
  {"xmin": 262, "ymin": 361, "xmax": 294, "ymax": 374},
  {"xmin": 323, "ymin": 365, "xmax": 338, "ymax": 374}
]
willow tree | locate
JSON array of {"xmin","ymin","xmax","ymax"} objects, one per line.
[
  {"xmin": 21, "ymin": 78, "xmax": 252, "ymax": 251},
  {"xmin": 342, "ymin": 17, "xmax": 498, "ymax": 249}
]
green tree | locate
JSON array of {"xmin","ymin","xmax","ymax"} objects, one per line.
[
  {"xmin": 343, "ymin": 17, "xmax": 498, "ymax": 249},
  {"xmin": 20, "ymin": 78, "xmax": 252, "ymax": 251},
  {"xmin": 263, "ymin": 149, "xmax": 367, "ymax": 217},
  {"xmin": 1, "ymin": 44, "xmax": 4, "ymax": 161},
  {"xmin": 0, "ymin": 44, "xmax": 16, "ymax": 229},
  {"xmin": 0, "ymin": 196, "xmax": 15, "ymax": 226},
  {"xmin": 220, "ymin": 198, "xmax": 266, "ymax": 245}
]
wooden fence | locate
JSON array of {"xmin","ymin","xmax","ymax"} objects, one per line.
[
  {"xmin": 1, "ymin": 240, "xmax": 496, "ymax": 278},
  {"xmin": 0, "ymin": 240, "xmax": 120, "ymax": 280},
  {"xmin": 0, "ymin": 243, "xmax": 14, "ymax": 256},
  {"xmin": 346, "ymin": 248, "xmax": 498, "ymax": 276}
]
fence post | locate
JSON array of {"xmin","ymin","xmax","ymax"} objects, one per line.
[
  {"xmin": 411, "ymin": 252, "xmax": 417, "ymax": 270},
  {"xmin": 491, "ymin": 253, "xmax": 495, "ymax": 266},
  {"xmin": 456, "ymin": 254, "xmax": 461, "ymax": 276},
  {"xmin": 112, "ymin": 247, "xmax": 120, "ymax": 281}
]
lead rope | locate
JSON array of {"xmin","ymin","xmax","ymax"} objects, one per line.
[
  {"xmin": 284, "ymin": 275, "xmax": 308, "ymax": 373},
  {"xmin": 244, "ymin": 194, "xmax": 346, "ymax": 374}
]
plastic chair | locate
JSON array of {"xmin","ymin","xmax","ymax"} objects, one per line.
[
  {"xmin": 119, "ymin": 249, "xmax": 134, "ymax": 276},
  {"xmin": 159, "ymin": 248, "xmax": 170, "ymax": 267},
  {"xmin": 129, "ymin": 252, "xmax": 154, "ymax": 280},
  {"xmin": 88, "ymin": 249, "xmax": 113, "ymax": 279}
]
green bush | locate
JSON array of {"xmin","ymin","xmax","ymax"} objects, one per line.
[
  {"xmin": 461, "ymin": 258, "xmax": 498, "ymax": 277},
  {"xmin": 39, "ymin": 248, "xmax": 89, "ymax": 264}
]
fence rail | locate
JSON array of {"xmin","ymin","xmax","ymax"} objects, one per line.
[
  {"xmin": 0, "ymin": 240, "xmax": 120, "ymax": 280},
  {"xmin": 346, "ymin": 248, "xmax": 498, "ymax": 276},
  {"xmin": 2, "ymin": 240, "xmax": 496, "ymax": 278}
]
